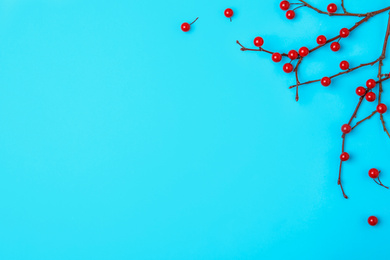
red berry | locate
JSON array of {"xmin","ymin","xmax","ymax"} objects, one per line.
[
  {"xmin": 330, "ymin": 42, "xmax": 340, "ymax": 52},
  {"xmin": 181, "ymin": 22, "xmax": 190, "ymax": 32},
  {"xmin": 254, "ymin": 37, "xmax": 264, "ymax": 47},
  {"xmin": 288, "ymin": 50, "xmax": 298, "ymax": 60},
  {"xmin": 280, "ymin": 1, "xmax": 290, "ymax": 10},
  {"xmin": 377, "ymin": 103, "xmax": 387, "ymax": 114},
  {"xmin": 340, "ymin": 60, "xmax": 350, "ymax": 70},
  {"xmin": 368, "ymin": 216, "xmax": 378, "ymax": 226},
  {"xmin": 340, "ymin": 152, "xmax": 349, "ymax": 161},
  {"xmin": 340, "ymin": 28, "xmax": 350, "ymax": 38},
  {"xmin": 321, "ymin": 77, "xmax": 331, "ymax": 87},
  {"xmin": 317, "ymin": 35, "xmax": 327, "ymax": 45},
  {"xmin": 327, "ymin": 3, "xmax": 337, "ymax": 13},
  {"xmin": 356, "ymin": 86, "xmax": 366, "ymax": 96},
  {"xmin": 299, "ymin": 47, "xmax": 309, "ymax": 57},
  {"xmin": 283, "ymin": 63, "xmax": 294, "ymax": 73},
  {"xmin": 366, "ymin": 92, "xmax": 376, "ymax": 102},
  {"xmin": 368, "ymin": 168, "xmax": 380, "ymax": 179},
  {"xmin": 224, "ymin": 8, "xmax": 233, "ymax": 18},
  {"xmin": 341, "ymin": 124, "xmax": 352, "ymax": 134},
  {"xmin": 272, "ymin": 52, "xmax": 282, "ymax": 62},
  {"xmin": 366, "ymin": 79, "xmax": 376, "ymax": 89},
  {"xmin": 286, "ymin": 10, "xmax": 295, "ymax": 19}
]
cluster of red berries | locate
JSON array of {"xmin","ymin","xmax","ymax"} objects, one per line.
[
  {"xmin": 280, "ymin": 1, "xmax": 338, "ymax": 20},
  {"xmin": 181, "ymin": 8, "xmax": 234, "ymax": 32}
]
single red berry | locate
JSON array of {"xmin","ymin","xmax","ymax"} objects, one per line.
[
  {"xmin": 366, "ymin": 79, "xmax": 376, "ymax": 89},
  {"xmin": 286, "ymin": 10, "xmax": 295, "ymax": 20},
  {"xmin": 321, "ymin": 77, "xmax": 331, "ymax": 87},
  {"xmin": 340, "ymin": 28, "xmax": 350, "ymax": 38},
  {"xmin": 368, "ymin": 168, "xmax": 380, "ymax": 179},
  {"xmin": 272, "ymin": 52, "xmax": 282, "ymax": 63},
  {"xmin": 283, "ymin": 63, "xmax": 294, "ymax": 73},
  {"xmin": 254, "ymin": 37, "xmax": 264, "ymax": 47},
  {"xmin": 181, "ymin": 22, "xmax": 190, "ymax": 32},
  {"xmin": 340, "ymin": 152, "xmax": 349, "ymax": 161},
  {"xmin": 327, "ymin": 3, "xmax": 337, "ymax": 13},
  {"xmin": 317, "ymin": 35, "xmax": 327, "ymax": 45},
  {"xmin": 330, "ymin": 42, "xmax": 340, "ymax": 52},
  {"xmin": 280, "ymin": 1, "xmax": 290, "ymax": 10},
  {"xmin": 340, "ymin": 61, "xmax": 349, "ymax": 70},
  {"xmin": 368, "ymin": 216, "xmax": 378, "ymax": 226},
  {"xmin": 377, "ymin": 103, "xmax": 387, "ymax": 114},
  {"xmin": 288, "ymin": 50, "xmax": 298, "ymax": 60},
  {"xmin": 355, "ymin": 86, "xmax": 366, "ymax": 96},
  {"xmin": 366, "ymin": 92, "xmax": 376, "ymax": 102},
  {"xmin": 224, "ymin": 8, "xmax": 233, "ymax": 18},
  {"xmin": 341, "ymin": 124, "xmax": 352, "ymax": 134},
  {"xmin": 299, "ymin": 47, "xmax": 309, "ymax": 57}
]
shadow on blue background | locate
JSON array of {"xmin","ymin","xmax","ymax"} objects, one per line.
[{"xmin": 0, "ymin": 0, "xmax": 389, "ymax": 259}]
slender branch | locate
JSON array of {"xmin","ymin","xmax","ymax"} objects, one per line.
[
  {"xmin": 374, "ymin": 176, "xmax": 389, "ymax": 189},
  {"xmin": 351, "ymin": 111, "xmax": 377, "ymax": 130},
  {"xmin": 294, "ymin": 58, "xmax": 303, "ymax": 101},
  {"xmin": 298, "ymin": 0, "xmax": 390, "ymax": 17},
  {"xmin": 341, "ymin": 0, "xmax": 347, "ymax": 13},
  {"xmin": 236, "ymin": 40, "xmax": 288, "ymax": 56},
  {"xmin": 189, "ymin": 17, "xmax": 199, "ymax": 25}
]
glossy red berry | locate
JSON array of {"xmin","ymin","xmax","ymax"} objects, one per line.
[
  {"xmin": 340, "ymin": 152, "xmax": 350, "ymax": 161},
  {"xmin": 317, "ymin": 35, "xmax": 327, "ymax": 45},
  {"xmin": 272, "ymin": 52, "xmax": 282, "ymax": 62},
  {"xmin": 283, "ymin": 63, "xmax": 294, "ymax": 73},
  {"xmin": 341, "ymin": 124, "xmax": 351, "ymax": 134},
  {"xmin": 366, "ymin": 79, "xmax": 376, "ymax": 89},
  {"xmin": 299, "ymin": 47, "xmax": 309, "ymax": 57},
  {"xmin": 366, "ymin": 92, "xmax": 376, "ymax": 102},
  {"xmin": 321, "ymin": 77, "xmax": 331, "ymax": 87},
  {"xmin": 340, "ymin": 61, "xmax": 349, "ymax": 70},
  {"xmin": 340, "ymin": 28, "xmax": 350, "ymax": 38},
  {"xmin": 288, "ymin": 50, "xmax": 298, "ymax": 60},
  {"xmin": 368, "ymin": 168, "xmax": 380, "ymax": 179},
  {"xmin": 327, "ymin": 3, "xmax": 337, "ymax": 13},
  {"xmin": 224, "ymin": 8, "xmax": 233, "ymax": 18},
  {"xmin": 368, "ymin": 216, "xmax": 378, "ymax": 226},
  {"xmin": 330, "ymin": 42, "xmax": 340, "ymax": 52},
  {"xmin": 356, "ymin": 86, "xmax": 366, "ymax": 96},
  {"xmin": 280, "ymin": 1, "xmax": 290, "ymax": 10},
  {"xmin": 286, "ymin": 10, "xmax": 295, "ymax": 20},
  {"xmin": 377, "ymin": 103, "xmax": 387, "ymax": 114},
  {"xmin": 181, "ymin": 22, "xmax": 190, "ymax": 32},
  {"xmin": 254, "ymin": 37, "xmax": 264, "ymax": 47}
]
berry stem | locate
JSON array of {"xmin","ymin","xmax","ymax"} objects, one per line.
[
  {"xmin": 189, "ymin": 17, "xmax": 199, "ymax": 25},
  {"xmin": 341, "ymin": 0, "xmax": 347, "ymax": 14},
  {"xmin": 373, "ymin": 176, "xmax": 389, "ymax": 189}
]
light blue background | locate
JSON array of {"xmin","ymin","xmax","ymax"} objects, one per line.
[{"xmin": 0, "ymin": 0, "xmax": 389, "ymax": 259}]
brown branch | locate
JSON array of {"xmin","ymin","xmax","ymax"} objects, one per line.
[
  {"xmin": 298, "ymin": 0, "xmax": 390, "ymax": 17},
  {"xmin": 236, "ymin": 41, "xmax": 288, "ymax": 56},
  {"xmin": 351, "ymin": 111, "xmax": 377, "ymax": 130},
  {"xmin": 294, "ymin": 58, "xmax": 303, "ymax": 101},
  {"xmin": 373, "ymin": 176, "xmax": 389, "ymax": 189},
  {"xmin": 341, "ymin": 0, "xmax": 347, "ymax": 13}
]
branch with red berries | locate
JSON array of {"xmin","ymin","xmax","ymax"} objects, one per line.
[{"xmin": 237, "ymin": 1, "xmax": 390, "ymax": 199}]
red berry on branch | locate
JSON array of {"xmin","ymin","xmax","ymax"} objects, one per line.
[
  {"xmin": 299, "ymin": 47, "xmax": 309, "ymax": 57},
  {"xmin": 327, "ymin": 3, "xmax": 337, "ymax": 13},
  {"xmin": 368, "ymin": 216, "xmax": 378, "ymax": 226},
  {"xmin": 368, "ymin": 168, "xmax": 380, "ymax": 179},
  {"xmin": 366, "ymin": 79, "xmax": 376, "ymax": 89},
  {"xmin": 340, "ymin": 61, "xmax": 350, "ymax": 70},
  {"xmin": 224, "ymin": 8, "xmax": 234, "ymax": 18},
  {"xmin": 181, "ymin": 22, "xmax": 191, "ymax": 32},
  {"xmin": 377, "ymin": 103, "xmax": 388, "ymax": 114},
  {"xmin": 355, "ymin": 86, "xmax": 366, "ymax": 96},
  {"xmin": 321, "ymin": 77, "xmax": 331, "ymax": 87},
  {"xmin": 317, "ymin": 35, "xmax": 327, "ymax": 45},
  {"xmin": 330, "ymin": 42, "xmax": 340, "ymax": 52},
  {"xmin": 288, "ymin": 50, "xmax": 298, "ymax": 60},
  {"xmin": 286, "ymin": 10, "xmax": 295, "ymax": 20},
  {"xmin": 365, "ymin": 92, "xmax": 376, "ymax": 102},
  {"xmin": 280, "ymin": 1, "xmax": 290, "ymax": 11},
  {"xmin": 340, "ymin": 152, "xmax": 350, "ymax": 161},
  {"xmin": 283, "ymin": 63, "xmax": 294, "ymax": 73},
  {"xmin": 272, "ymin": 52, "xmax": 282, "ymax": 62},
  {"xmin": 340, "ymin": 28, "xmax": 350, "ymax": 38},
  {"xmin": 341, "ymin": 124, "xmax": 352, "ymax": 134},
  {"xmin": 254, "ymin": 37, "xmax": 264, "ymax": 47}
]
